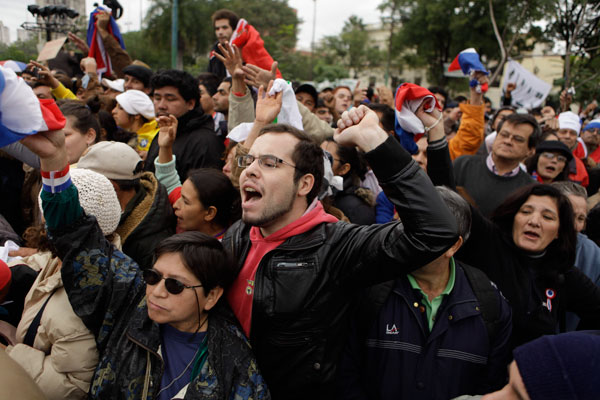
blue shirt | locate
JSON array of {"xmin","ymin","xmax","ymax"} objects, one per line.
[{"xmin": 159, "ymin": 324, "xmax": 207, "ymax": 400}]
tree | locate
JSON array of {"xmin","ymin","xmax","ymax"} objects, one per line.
[
  {"xmin": 0, "ymin": 38, "xmax": 39, "ymax": 63},
  {"xmin": 546, "ymin": 0, "xmax": 600, "ymax": 91},
  {"xmin": 317, "ymin": 16, "xmax": 384, "ymax": 78},
  {"xmin": 386, "ymin": 0, "xmax": 550, "ymax": 86}
]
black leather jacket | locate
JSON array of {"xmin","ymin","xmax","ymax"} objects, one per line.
[{"xmin": 222, "ymin": 137, "xmax": 459, "ymax": 399}]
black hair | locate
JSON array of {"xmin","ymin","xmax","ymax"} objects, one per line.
[
  {"xmin": 491, "ymin": 184, "xmax": 576, "ymax": 270},
  {"xmin": 490, "ymin": 106, "xmax": 516, "ymax": 130},
  {"xmin": 150, "ymin": 69, "xmax": 200, "ymax": 107},
  {"xmin": 58, "ymin": 100, "xmax": 101, "ymax": 143},
  {"xmin": 525, "ymin": 153, "xmax": 569, "ymax": 183},
  {"xmin": 324, "ymin": 137, "xmax": 369, "ymax": 182},
  {"xmin": 197, "ymin": 72, "xmax": 220, "ymax": 96},
  {"xmin": 427, "ymin": 86, "xmax": 448, "ymax": 104},
  {"xmin": 97, "ymin": 109, "xmax": 118, "ymax": 141},
  {"xmin": 186, "ymin": 169, "xmax": 241, "ymax": 230},
  {"xmin": 496, "ymin": 112, "xmax": 542, "ymax": 149},
  {"xmin": 211, "ymin": 9, "xmax": 239, "ymax": 30},
  {"xmin": 258, "ymin": 124, "xmax": 324, "ymax": 205},
  {"xmin": 454, "ymin": 95, "xmax": 468, "ymax": 103},
  {"xmin": 368, "ymin": 103, "xmax": 395, "ymax": 134},
  {"xmin": 154, "ymin": 232, "xmax": 237, "ymax": 295}
]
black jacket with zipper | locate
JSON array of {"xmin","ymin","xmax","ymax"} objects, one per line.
[{"xmin": 222, "ymin": 136, "xmax": 459, "ymax": 399}]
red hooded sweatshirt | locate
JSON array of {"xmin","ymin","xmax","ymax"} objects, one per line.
[{"xmin": 227, "ymin": 201, "xmax": 337, "ymax": 336}]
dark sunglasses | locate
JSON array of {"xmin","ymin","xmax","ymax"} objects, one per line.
[{"xmin": 142, "ymin": 269, "xmax": 202, "ymax": 295}]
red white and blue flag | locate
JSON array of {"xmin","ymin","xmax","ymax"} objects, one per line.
[
  {"xmin": 449, "ymin": 48, "xmax": 489, "ymax": 92},
  {"xmin": 394, "ymin": 83, "xmax": 441, "ymax": 154},
  {"xmin": 0, "ymin": 66, "xmax": 66, "ymax": 148},
  {"xmin": 87, "ymin": 6, "xmax": 125, "ymax": 78}
]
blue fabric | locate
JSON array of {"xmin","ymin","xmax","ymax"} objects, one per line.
[
  {"xmin": 375, "ymin": 191, "xmax": 395, "ymax": 224},
  {"xmin": 86, "ymin": 7, "xmax": 126, "ymax": 49},
  {"xmin": 566, "ymin": 233, "xmax": 600, "ymax": 331},
  {"xmin": 159, "ymin": 324, "xmax": 207, "ymax": 400},
  {"xmin": 338, "ymin": 264, "xmax": 513, "ymax": 399}
]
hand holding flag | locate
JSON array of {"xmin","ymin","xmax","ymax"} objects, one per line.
[{"xmin": 448, "ymin": 48, "xmax": 489, "ymax": 93}]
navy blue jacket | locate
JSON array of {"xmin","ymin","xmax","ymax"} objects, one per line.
[{"xmin": 338, "ymin": 262, "xmax": 512, "ymax": 400}]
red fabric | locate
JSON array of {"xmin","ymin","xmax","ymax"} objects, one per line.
[
  {"xmin": 231, "ymin": 19, "xmax": 282, "ymax": 79},
  {"xmin": 589, "ymin": 147, "xmax": 600, "ymax": 163},
  {"xmin": 394, "ymin": 83, "xmax": 442, "ymax": 112},
  {"xmin": 0, "ymin": 260, "xmax": 11, "ymax": 301},
  {"xmin": 87, "ymin": 21, "xmax": 119, "ymax": 77},
  {"xmin": 168, "ymin": 186, "xmax": 181, "ymax": 207},
  {"xmin": 569, "ymin": 156, "xmax": 589, "ymax": 187},
  {"xmin": 573, "ymin": 141, "xmax": 586, "ymax": 160},
  {"xmin": 39, "ymin": 98, "xmax": 66, "ymax": 131},
  {"xmin": 227, "ymin": 202, "xmax": 337, "ymax": 336}
]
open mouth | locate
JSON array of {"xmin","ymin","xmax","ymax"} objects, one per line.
[
  {"xmin": 523, "ymin": 230, "xmax": 540, "ymax": 240},
  {"xmin": 242, "ymin": 185, "xmax": 263, "ymax": 207},
  {"xmin": 545, "ymin": 166, "xmax": 556, "ymax": 172}
]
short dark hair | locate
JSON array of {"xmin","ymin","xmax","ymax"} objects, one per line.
[
  {"xmin": 368, "ymin": 103, "xmax": 395, "ymax": 134},
  {"xmin": 428, "ymin": 86, "xmax": 448, "ymax": 103},
  {"xmin": 154, "ymin": 232, "xmax": 236, "ymax": 294},
  {"xmin": 496, "ymin": 113, "xmax": 542, "ymax": 149},
  {"xmin": 491, "ymin": 184, "xmax": 576, "ymax": 271},
  {"xmin": 150, "ymin": 70, "xmax": 200, "ymax": 107},
  {"xmin": 58, "ymin": 100, "xmax": 101, "ymax": 143},
  {"xmin": 490, "ymin": 106, "xmax": 516, "ymax": 129},
  {"xmin": 437, "ymin": 186, "xmax": 471, "ymax": 241},
  {"xmin": 197, "ymin": 72, "xmax": 220, "ymax": 96},
  {"xmin": 258, "ymin": 124, "xmax": 324, "ymax": 205},
  {"xmin": 186, "ymin": 169, "xmax": 241, "ymax": 229},
  {"xmin": 211, "ymin": 9, "xmax": 239, "ymax": 30}
]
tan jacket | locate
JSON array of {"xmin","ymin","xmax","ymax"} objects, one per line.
[
  {"xmin": 6, "ymin": 252, "xmax": 99, "ymax": 400},
  {"xmin": 227, "ymin": 88, "xmax": 334, "ymax": 143},
  {"xmin": 0, "ymin": 349, "xmax": 47, "ymax": 400}
]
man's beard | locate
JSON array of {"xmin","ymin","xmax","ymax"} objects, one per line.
[{"xmin": 242, "ymin": 186, "xmax": 296, "ymax": 228}]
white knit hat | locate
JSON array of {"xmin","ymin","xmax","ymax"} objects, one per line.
[
  {"xmin": 39, "ymin": 168, "xmax": 121, "ymax": 236},
  {"xmin": 558, "ymin": 111, "xmax": 581, "ymax": 135},
  {"xmin": 115, "ymin": 89, "xmax": 155, "ymax": 120}
]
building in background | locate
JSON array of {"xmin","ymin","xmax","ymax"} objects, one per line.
[{"xmin": 0, "ymin": 21, "xmax": 11, "ymax": 45}]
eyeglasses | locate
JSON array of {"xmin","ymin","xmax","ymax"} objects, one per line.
[
  {"xmin": 498, "ymin": 131, "xmax": 527, "ymax": 144},
  {"xmin": 540, "ymin": 152, "xmax": 568, "ymax": 163},
  {"xmin": 237, "ymin": 154, "xmax": 297, "ymax": 170},
  {"xmin": 142, "ymin": 269, "xmax": 202, "ymax": 295}
]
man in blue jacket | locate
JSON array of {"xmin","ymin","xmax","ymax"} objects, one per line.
[{"xmin": 338, "ymin": 186, "xmax": 513, "ymax": 399}]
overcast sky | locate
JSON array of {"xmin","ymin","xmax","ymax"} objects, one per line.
[{"xmin": 0, "ymin": 0, "xmax": 383, "ymax": 49}]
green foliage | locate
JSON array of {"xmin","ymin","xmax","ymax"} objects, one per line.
[
  {"xmin": 0, "ymin": 38, "xmax": 39, "ymax": 63},
  {"xmin": 316, "ymin": 15, "xmax": 384, "ymax": 78},
  {"xmin": 384, "ymin": 0, "xmax": 553, "ymax": 85}
]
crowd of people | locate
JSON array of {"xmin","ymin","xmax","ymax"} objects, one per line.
[{"xmin": 1, "ymin": 6, "xmax": 600, "ymax": 400}]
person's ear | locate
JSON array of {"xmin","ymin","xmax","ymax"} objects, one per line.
[
  {"xmin": 85, "ymin": 128, "xmax": 96, "ymax": 146},
  {"xmin": 444, "ymin": 237, "xmax": 464, "ymax": 258},
  {"xmin": 186, "ymin": 98, "xmax": 196, "ymax": 111},
  {"xmin": 297, "ymin": 173, "xmax": 315, "ymax": 197},
  {"xmin": 203, "ymin": 286, "xmax": 223, "ymax": 311},
  {"xmin": 338, "ymin": 162, "xmax": 351, "ymax": 176},
  {"xmin": 204, "ymin": 206, "xmax": 217, "ymax": 222}
]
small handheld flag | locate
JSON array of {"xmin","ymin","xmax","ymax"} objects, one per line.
[{"xmin": 448, "ymin": 48, "xmax": 489, "ymax": 93}]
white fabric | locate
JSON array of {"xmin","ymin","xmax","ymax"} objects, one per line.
[
  {"xmin": 116, "ymin": 89, "xmax": 155, "ymax": 119},
  {"xmin": 0, "ymin": 240, "xmax": 21, "ymax": 263},
  {"xmin": 102, "ymin": 78, "xmax": 125, "ymax": 92},
  {"xmin": 558, "ymin": 111, "xmax": 581, "ymax": 134},
  {"xmin": 227, "ymin": 122, "xmax": 254, "ymax": 143},
  {"xmin": 268, "ymin": 79, "xmax": 303, "ymax": 130},
  {"xmin": 395, "ymin": 95, "xmax": 436, "ymax": 134},
  {"xmin": 0, "ymin": 66, "xmax": 43, "ymax": 134}
]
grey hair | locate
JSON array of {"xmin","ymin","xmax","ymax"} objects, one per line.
[
  {"xmin": 436, "ymin": 186, "xmax": 471, "ymax": 242},
  {"xmin": 551, "ymin": 181, "xmax": 587, "ymax": 200}
]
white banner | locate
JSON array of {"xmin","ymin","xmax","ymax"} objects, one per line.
[{"xmin": 503, "ymin": 60, "xmax": 552, "ymax": 109}]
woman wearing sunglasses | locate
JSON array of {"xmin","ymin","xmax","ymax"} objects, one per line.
[
  {"xmin": 525, "ymin": 140, "xmax": 573, "ymax": 184},
  {"xmin": 21, "ymin": 130, "xmax": 269, "ymax": 399},
  {"xmin": 154, "ymin": 115, "xmax": 241, "ymax": 238}
]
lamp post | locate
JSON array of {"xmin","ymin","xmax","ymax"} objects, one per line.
[{"xmin": 171, "ymin": 0, "xmax": 178, "ymax": 69}]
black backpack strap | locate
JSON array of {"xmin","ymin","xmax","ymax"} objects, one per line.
[
  {"xmin": 23, "ymin": 291, "xmax": 55, "ymax": 347},
  {"xmin": 460, "ymin": 263, "xmax": 501, "ymax": 342}
]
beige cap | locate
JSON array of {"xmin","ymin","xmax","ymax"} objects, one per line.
[{"xmin": 78, "ymin": 141, "xmax": 143, "ymax": 181}]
